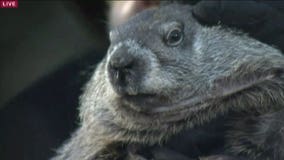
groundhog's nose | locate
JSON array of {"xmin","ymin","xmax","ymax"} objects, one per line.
[
  {"xmin": 108, "ymin": 46, "xmax": 141, "ymax": 95},
  {"xmin": 109, "ymin": 49, "xmax": 134, "ymax": 73}
]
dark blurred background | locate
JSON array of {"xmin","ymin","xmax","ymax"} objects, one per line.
[
  {"xmin": 0, "ymin": 1, "xmax": 108, "ymax": 108},
  {"xmin": 0, "ymin": 1, "xmax": 108, "ymax": 160}
]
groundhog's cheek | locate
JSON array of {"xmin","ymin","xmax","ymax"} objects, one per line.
[
  {"xmin": 104, "ymin": 81, "xmax": 120, "ymax": 99},
  {"xmin": 141, "ymin": 69, "xmax": 177, "ymax": 94}
]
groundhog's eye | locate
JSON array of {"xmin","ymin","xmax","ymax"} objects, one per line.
[{"xmin": 165, "ymin": 27, "xmax": 183, "ymax": 46}]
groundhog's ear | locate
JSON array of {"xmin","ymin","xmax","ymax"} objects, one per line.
[{"xmin": 108, "ymin": 1, "xmax": 159, "ymax": 29}]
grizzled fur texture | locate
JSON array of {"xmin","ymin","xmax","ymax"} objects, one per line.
[{"xmin": 52, "ymin": 4, "xmax": 284, "ymax": 160}]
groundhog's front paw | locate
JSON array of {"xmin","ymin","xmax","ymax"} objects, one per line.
[
  {"xmin": 126, "ymin": 144, "xmax": 195, "ymax": 160},
  {"xmin": 126, "ymin": 152, "xmax": 149, "ymax": 160},
  {"xmin": 199, "ymin": 155, "xmax": 247, "ymax": 160},
  {"xmin": 150, "ymin": 147, "xmax": 196, "ymax": 160},
  {"xmin": 125, "ymin": 144, "xmax": 152, "ymax": 160}
]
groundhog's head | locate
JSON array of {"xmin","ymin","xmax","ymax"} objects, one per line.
[
  {"xmin": 104, "ymin": 4, "xmax": 284, "ymax": 131},
  {"xmin": 107, "ymin": 4, "xmax": 200, "ymax": 111}
]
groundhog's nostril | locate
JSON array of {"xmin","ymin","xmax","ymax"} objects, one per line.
[{"xmin": 108, "ymin": 46, "xmax": 138, "ymax": 94}]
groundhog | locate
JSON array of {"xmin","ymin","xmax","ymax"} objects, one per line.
[{"xmin": 51, "ymin": 3, "xmax": 284, "ymax": 160}]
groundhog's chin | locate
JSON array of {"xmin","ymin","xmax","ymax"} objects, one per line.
[{"xmin": 114, "ymin": 91, "xmax": 209, "ymax": 119}]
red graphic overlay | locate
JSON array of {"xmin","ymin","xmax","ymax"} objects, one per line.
[{"xmin": 0, "ymin": 0, "xmax": 18, "ymax": 8}]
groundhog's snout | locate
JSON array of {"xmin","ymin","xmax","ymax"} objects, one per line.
[{"xmin": 107, "ymin": 45, "xmax": 145, "ymax": 95}]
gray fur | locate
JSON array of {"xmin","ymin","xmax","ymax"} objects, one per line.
[{"xmin": 52, "ymin": 4, "xmax": 284, "ymax": 160}]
